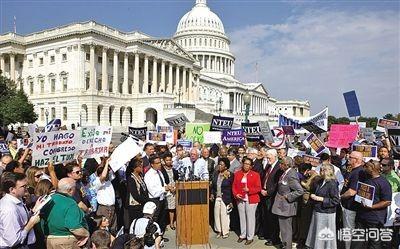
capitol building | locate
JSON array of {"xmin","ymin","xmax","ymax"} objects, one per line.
[{"xmin": 0, "ymin": 0, "xmax": 310, "ymax": 130}]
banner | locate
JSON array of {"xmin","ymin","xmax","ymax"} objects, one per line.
[
  {"xmin": 43, "ymin": 118, "xmax": 62, "ymax": 132},
  {"xmin": 303, "ymin": 155, "xmax": 320, "ymax": 166},
  {"xmin": 352, "ymin": 145, "xmax": 378, "ymax": 161},
  {"xmin": 388, "ymin": 127, "xmax": 400, "ymax": 160},
  {"xmin": 343, "ymin": 90, "xmax": 361, "ymax": 117},
  {"xmin": 360, "ymin": 128, "xmax": 375, "ymax": 142},
  {"xmin": 0, "ymin": 141, "xmax": 10, "ymax": 155},
  {"xmin": 303, "ymin": 133, "xmax": 326, "ymax": 156},
  {"xmin": 156, "ymin": 125, "xmax": 174, "ymax": 133},
  {"xmin": 210, "ymin": 115, "xmax": 234, "ymax": 131},
  {"xmin": 185, "ymin": 123, "xmax": 210, "ymax": 143},
  {"xmin": 287, "ymin": 148, "xmax": 305, "ymax": 158},
  {"xmin": 32, "ymin": 130, "xmax": 79, "ymax": 167},
  {"xmin": 241, "ymin": 122, "xmax": 261, "ymax": 142},
  {"xmin": 78, "ymin": 126, "xmax": 112, "ymax": 159},
  {"xmin": 146, "ymin": 132, "xmax": 167, "ymax": 144},
  {"xmin": 203, "ymin": 131, "xmax": 222, "ymax": 144},
  {"xmin": 258, "ymin": 121, "xmax": 274, "ymax": 143},
  {"xmin": 377, "ymin": 118, "xmax": 399, "ymax": 132},
  {"xmin": 278, "ymin": 107, "xmax": 328, "ymax": 133},
  {"xmin": 355, "ymin": 181, "xmax": 375, "ymax": 207},
  {"xmin": 17, "ymin": 138, "xmax": 32, "ymax": 150},
  {"xmin": 300, "ymin": 122, "xmax": 326, "ymax": 134},
  {"xmin": 128, "ymin": 127, "xmax": 147, "ymax": 141},
  {"xmin": 165, "ymin": 114, "xmax": 189, "ymax": 127},
  {"xmin": 221, "ymin": 129, "xmax": 245, "ymax": 146},
  {"xmin": 325, "ymin": 124, "xmax": 359, "ymax": 148},
  {"xmin": 177, "ymin": 139, "xmax": 192, "ymax": 151},
  {"xmin": 109, "ymin": 137, "xmax": 142, "ymax": 172}
]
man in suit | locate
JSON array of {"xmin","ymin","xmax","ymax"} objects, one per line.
[
  {"xmin": 272, "ymin": 156, "xmax": 304, "ymax": 249},
  {"xmin": 260, "ymin": 149, "xmax": 283, "ymax": 246},
  {"xmin": 142, "ymin": 143, "xmax": 155, "ymax": 172},
  {"xmin": 201, "ymin": 147, "xmax": 216, "ymax": 181},
  {"xmin": 227, "ymin": 148, "xmax": 241, "ymax": 173}
]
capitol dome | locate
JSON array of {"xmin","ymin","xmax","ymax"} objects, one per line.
[{"xmin": 176, "ymin": 0, "xmax": 225, "ymax": 36}]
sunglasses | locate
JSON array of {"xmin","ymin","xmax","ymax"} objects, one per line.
[{"xmin": 34, "ymin": 173, "xmax": 43, "ymax": 178}]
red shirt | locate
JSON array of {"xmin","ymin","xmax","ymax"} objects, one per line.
[{"xmin": 232, "ymin": 169, "xmax": 261, "ymax": 204}]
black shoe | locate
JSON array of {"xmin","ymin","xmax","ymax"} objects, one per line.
[
  {"xmin": 258, "ymin": 235, "xmax": 265, "ymax": 240},
  {"xmin": 237, "ymin": 238, "xmax": 246, "ymax": 243},
  {"xmin": 264, "ymin": 240, "xmax": 273, "ymax": 246}
]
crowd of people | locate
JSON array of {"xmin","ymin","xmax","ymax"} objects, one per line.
[{"xmin": 0, "ymin": 125, "xmax": 399, "ymax": 249}]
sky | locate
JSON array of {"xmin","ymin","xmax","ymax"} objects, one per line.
[{"xmin": 1, "ymin": 0, "xmax": 399, "ymax": 117}]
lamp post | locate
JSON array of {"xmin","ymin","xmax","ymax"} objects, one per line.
[
  {"xmin": 176, "ymin": 88, "xmax": 182, "ymax": 108},
  {"xmin": 217, "ymin": 96, "xmax": 223, "ymax": 116},
  {"xmin": 243, "ymin": 91, "xmax": 251, "ymax": 123},
  {"xmin": 45, "ymin": 109, "xmax": 49, "ymax": 124},
  {"xmin": 79, "ymin": 111, "xmax": 82, "ymax": 127}
]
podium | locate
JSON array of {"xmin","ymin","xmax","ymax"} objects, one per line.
[{"xmin": 176, "ymin": 181, "xmax": 209, "ymax": 246}]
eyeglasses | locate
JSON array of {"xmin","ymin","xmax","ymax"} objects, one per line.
[
  {"xmin": 34, "ymin": 173, "xmax": 43, "ymax": 178},
  {"xmin": 73, "ymin": 170, "xmax": 82, "ymax": 174}
]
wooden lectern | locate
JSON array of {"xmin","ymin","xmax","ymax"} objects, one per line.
[{"xmin": 176, "ymin": 181, "xmax": 209, "ymax": 246}]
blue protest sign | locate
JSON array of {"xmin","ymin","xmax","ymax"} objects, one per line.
[{"xmin": 343, "ymin": 90, "xmax": 361, "ymax": 117}]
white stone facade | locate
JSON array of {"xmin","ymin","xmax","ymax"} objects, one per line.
[{"xmin": 0, "ymin": 0, "xmax": 309, "ymax": 131}]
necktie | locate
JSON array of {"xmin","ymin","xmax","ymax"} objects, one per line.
[
  {"xmin": 263, "ymin": 165, "xmax": 272, "ymax": 189},
  {"xmin": 157, "ymin": 170, "xmax": 165, "ymax": 187}
]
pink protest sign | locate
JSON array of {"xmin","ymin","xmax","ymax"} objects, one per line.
[{"xmin": 325, "ymin": 124, "xmax": 359, "ymax": 148}]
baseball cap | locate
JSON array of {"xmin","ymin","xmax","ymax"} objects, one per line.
[{"xmin": 143, "ymin": 201, "xmax": 157, "ymax": 215}]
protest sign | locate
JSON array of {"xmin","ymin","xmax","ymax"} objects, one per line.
[
  {"xmin": 241, "ymin": 122, "xmax": 261, "ymax": 142},
  {"xmin": 360, "ymin": 127, "xmax": 375, "ymax": 143},
  {"xmin": 303, "ymin": 155, "xmax": 320, "ymax": 166},
  {"xmin": 17, "ymin": 138, "xmax": 33, "ymax": 150},
  {"xmin": 279, "ymin": 107, "xmax": 328, "ymax": 133},
  {"xmin": 177, "ymin": 139, "xmax": 193, "ymax": 151},
  {"xmin": 270, "ymin": 127, "xmax": 286, "ymax": 148},
  {"xmin": 377, "ymin": 118, "xmax": 399, "ymax": 132},
  {"xmin": 203, "ymin": 131, "xmax": 222, "ymax": 144},
  {"xmin": 128, "ymin": 127, "xmax": 147, "ymax": 141},
  {"xmin": 287, "ymin": 148, "xmax": 305, "ymax": 158},
  {"xmin": 282, "ymin": 126, "xmax": 295, "ymax": 136},
  {"xmin": 28, "ymin": 123, "xmax": 38, "ymax": 136},
  {"xmin": 303, "ymin": 133, "xmax": 326, "ymax": 156},
  {"xmin": 258, "ymin": 121, "xmax": 273, "ymax": 143},
  {"xmin": 0, "ymin": 141, "xmax": 10, "ymax": 155},
  {"xmin": 165, "ymin": 113, "xmax": 189, "ymax": 127},
  {"xmin": 185, "ymin": 123, "xmax": 210, "ymax": 143},
  {"xmin": 352, "ymin": 145, "xmax": 378, "ymax": 161},
  {"xmin": 78, "ymin": 126, "xmax": 112, "ymax": 159},
  {"xmin": 210, "ymin": 115, "xmax": 234, "ymax": 131},
  {"xmin": 300, "ymin": 122, "xmax": 326, "ymax": 134},
  {"xmin": 221, "ymin": 129, "xmax": 245, "ymax": 146},
  {"xmin": 388, "ymin": 127, "xmax": 400, "ymax": 160},
  {"xmin": 355, "ymin": 181, "xmax": 375, "ymax": 207},
  {"xmin": 146, "ymin": 132, "xmax": 167, "ymax": 144},
  {"xmin": 109, "ymin": 137, "xmax": 142, "ymax": 172},
  {"xmin": 32, "ymin": 130, "xmax": 79, "ymax": 167},
  {"xmin": 343, "ymin": 90, "xmax": 361, "ymax": 117},
  {"xmin": 350, "ymin": 122, "xmax": 366, "ymax": 129},
  {"xmin": 156, "ymin": 125, "xmax": 174, "ymax": 133},
  {"xmin": 325, "ymin": 124, "xmax": 359, "ymax": 148},
  {"xmin": 385, "ymin": 192, "xmax": 400, "ymax": 227}
]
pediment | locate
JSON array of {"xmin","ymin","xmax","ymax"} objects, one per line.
[
  {"xmin": 141, "ymin": 39, "xmax": 194, "ymax": 61},
  {"xmin": 252, "ymin": 84, "xmax": 269, "ymax": 96}
]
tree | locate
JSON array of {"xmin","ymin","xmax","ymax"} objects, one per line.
[{"xmin": 0, "ymin": 71, "xmax": 37, "ymax": 126}]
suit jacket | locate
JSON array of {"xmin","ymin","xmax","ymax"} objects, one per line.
[
  {"xmin": 262, "ymin": 161, "xmax": 283, "ymax": 198},
  {"xmin": 126, "ymin": 172, "xmax": 148, "ymax": 206},
  {"xmin": 204, "ymin": 157, "xmax": 216, "ymax": 181},
  {"xmin": 229, "ymin": 158, "xmax": 241, "ymax": 173},
  {"xmin": 252, "ymin": 159, "xmax": 264, "ymax": 176},
  {"xmin": 272, "ymin": 168, "xmax": 304, "ymax": 217},
  {"xmin": 211, "ymin": 172, "xmax": 234, "ymax": 205},
  {"xmin": 232, "ymin": 170, "xmax": 262, "ymax": 204},
  {"xmin": 160, "ymin": 167, "xmax": 179, "ymax": 185},
  {"xmin": 312, "ymin": 179, "xmax": 340, "ymax": 213}
]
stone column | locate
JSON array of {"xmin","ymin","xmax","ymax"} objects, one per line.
[
  {"xmin": 123, "ymin": 53, "xmax": 128, "ymax": 94},
  {"xmin": 160, "ymin": 60, "xmax": 166, "ymax": 92},
  {"xmin": 233, "ymin": 93, "xmax": 237, "ymax": 114},
  {"xmin": 0, "ymin": 54, "xmax": 4, "ymax": 74},
  {"xmin": 232, "ymin": 62, "xmax": 235, "ymax": 76},
  {"xmin": 188, "ymin": 69, "xmax": 193, "ymax": 101},
  {"xmin": 113, "ymin": 50, "xmax": 119, "ymax": 93},
  {"xmin": 89, "ymin": 45, "xmax": 96, "ymax": 90},
  {"xmin": 151, "ymin": 57, "xmax": 157, "ymax": 93},
  {"xmin": 175, "ymin": 65, "xmax": 180, "ymax": 93},
  {"xmin": 181, "ymin": 68, "xmax": 187, "ymax": 101},
  {"xmin": 167, "ymin": 62, "xmax": 173, "ymax": 94},
  {"xmin": 201, "ymin": 56, "xmax": 205, "ymax": 69},
  {"xmin": 100, "ymin": 105, "xmax": 109, "ymax": 125},
  {"xmin": 122, "ymin": 108, "xmax": 130, "ymax": 126},
  {"xmin": 143, "ymin": 55, "xmax": 149, "ymax": 93},
  {"xmin": 102, "ymin": 47, "xmax": 108, "ymax": 92},
  {"xmin": 9, "ymin": 53, "xmax": 15, "ymax": 81},
  {"xmin": 133, "ymin": 53, "xmax": 140, "ymax": 94},
  {"xmin": 207, "ymin": 55, "xmax": 211, "ymax": 69}
]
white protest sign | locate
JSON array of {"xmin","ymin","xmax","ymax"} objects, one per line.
[
  {"xmin": 203, "ymin": 131, "xmax": 222, "ymax": 144},
  {"xmin": 287, "ymin": 148, "xmax": 305, "ymax": 158},
  {"xmin": 32, "ymin": 130, "xmax": 80, "ymax": 167},
  {"xmin": 78, "ymin": 126, "xmax": 113, "ymax": 159},
  {"xmin": 355, "ymin": 181, "xmax": 375, "ymax": 207},
  {"xmin": 17, "ymin": 138, "xmax": 33, "ymax": 150},
  {"xmin": 385, "ymin": 192, "xmax": 400, "ymax": 227},
  {"xmin": 109, "ymin": 137, "xmax": 142, "ymax": 172}
]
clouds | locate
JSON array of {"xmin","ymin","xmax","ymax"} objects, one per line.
[{"xmin": 229, "ymin": 9, "xmax": 399, "ymax": 117}]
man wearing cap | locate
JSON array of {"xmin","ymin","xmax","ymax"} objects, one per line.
[
  {"xmin": 129, "ymin": 201, "xmax": 162, "ymax": 249},
  {"xmin": 381, "ymin": 158, "xmax": 400, "ymax": 192}
]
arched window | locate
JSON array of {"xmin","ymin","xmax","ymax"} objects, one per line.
[{"xmin": 63, "ymin": 107, "xmax": 67, "ymax": 120}]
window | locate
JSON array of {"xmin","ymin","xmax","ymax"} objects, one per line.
[
  {"xmin": 28, "ymin": 59, "xmax": 33, "ymax": 67},
  {"xmin": 19, "ymin": 80, "xmax": 23, "ymax": 91},
  {"xmin": 51, "ymin": 107, "xmax": 56, "ymax": 119},
  {"xmin": 97, "ymin": 79, "xmax": 102, "ymax": 91},
  {"xmin": 108, "ymin": 76, "xmax": 113, "ymax": 92},
  {"xmin": 40, "ymin": 79, "xmax": 45, "ymax": 93},
  {"xmin": 50, "ymin": 56, "xmax": 55, "ymax": 63},
  {"xmin": 205, "ymin": 39, "xmax": 207, "ymax": 46},
  {"xmin": 62, "ymin": 77, "xmax": 67, "ymax": 91},
  {"xmin": 29, "ymin": 80, "xmax": 34, "ymax": 94},
  {"xmin": 129, "ymin": 64, "xmax": 133, "ymax": 71},
  {"xmin": 19, "ymin": 62, "xmax": 23, "ymax": 68},
  {"xmin": 62, "ymin": 53, "xmax": 67, "ymax": 61},
  {"xmin": 300, "ymin": 108, "xmax": 304, "ymax": 116},
  {"xmin": 39, "ymin": 58, "xmax": 44, "ymax": 65},
  {"xmin": 86, "ymin": 53, "xmax": 90, "ymax": 61},
  {"xmin": 63, "ymin": 107, "xmax": 67, "ymax": 120},
  {"xmin": 109, "ymin": 59, "xmax": 113, "ymax": 65},
  {"xmin": 119, "ymin": 62, "xmax": 123, "ymax": 69},
  {"xmin": 40, "ymin": 108, "xmax": 44, "ymax": 121},
  {"xmin": 85, "ymin": 76, "xmax": 90, "ymax": 90},
  {"xmin": 98, "ymin": 56, "xmax": 102, "ymax": 63},
  {"xmin": 51, "ymin": 78, "xmax": 56, "ymax": 93}
]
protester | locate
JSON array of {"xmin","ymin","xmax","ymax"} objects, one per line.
[
  {"xmin": 232, "ymin": 157, "xmax": 261, "ymax": 245},
  {"xmin": 306, "ymin": 164, "xmax": 340, "ymax": 249},
  {"xmin": 142, "ymin": 143, "xmax": 155, "ymax": 170},
  {"xmin": 227, "ymin": 148, "xmax": 241, "ymax": 173},
  {"xmin": 66, "ymin": 161, "xmax": 91, "ymax": 213},
  {"xmin": 180, "ymin": 148, "xmax": 209, "ymax": 180},
  {"xmin": 315, "ymin": 153, "xmax": 345, "ymax": 192},
  {"xmin": 272, "ymin": 156, "xmax": 304, "ymax": 249},
  {"xmin": 211, "ymin": 157, "xmax": 233, "ymax": 239},
  {"xmin": 378, "ymin": 146, "xmax": 391, "ymax": 160},
  {"xmin": 160, "ymin": 152, "xmax": 178, "ymax": 230},
  {"xmin": 201, "ymin": 147, "xmax": 216, "ymax": 181}
]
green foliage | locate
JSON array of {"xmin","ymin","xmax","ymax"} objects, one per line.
[
  {"xmin": 0, "ymin": 71, "xmax": 37, "ymax": 126},
  {"xmin": 328, "ymin": 114, "xmax": 400, "ymax": 129}
]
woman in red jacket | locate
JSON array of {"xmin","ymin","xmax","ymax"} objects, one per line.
[{"xmin": 232, "ymin": 157, "xmax": 261, "ymax": 245}]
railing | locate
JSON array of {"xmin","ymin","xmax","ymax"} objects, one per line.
[{"xmin": 164, "ymin": 103, "xmax": 195, "ymax": 109}]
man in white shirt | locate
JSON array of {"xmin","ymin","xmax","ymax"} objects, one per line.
[
  {"xmin": 180, "ymin": 148, "xmax": 209, "ymax": 180},
  {"xmin": 92, "ymin": 159, "xmax": 117, "ymax": 234},
  {"xmin": 144, "ymin": 155, "xmax": 171, "ymax": 235}
]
